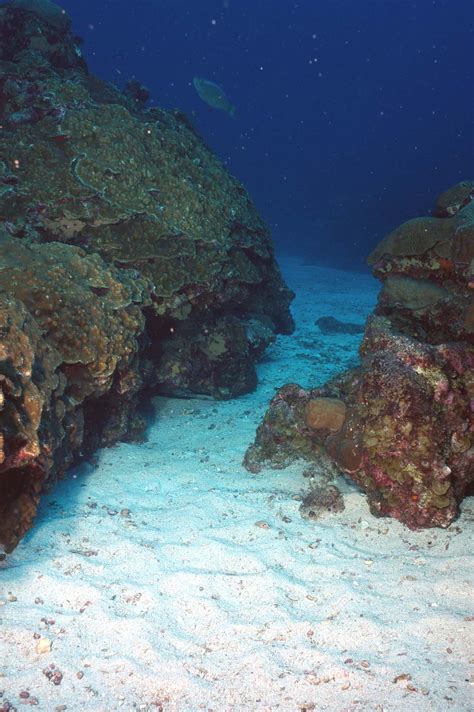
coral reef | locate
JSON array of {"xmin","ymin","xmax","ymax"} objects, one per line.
[
  {"xmin": 0, "ymin": 3, "xmax": 293, "ymax": 384},
  {"xmin": 245, "ymin": 185, "xmax": 474, "ymax": 529},
  {"xmin": 0, "ymin": 229, "xmax": 152, "ymax": 552},
  {"xmin": 368, "ymin": 183, "xmax": 474, "ymax": 344},
  {"xmin": 0, "ymin": 292, "xmax": 62, "ymax": 551},
  {"xmin": 0, "ymin": 3, "xmax": 294, "ymax": 551},
  {"xmin": 305, "ymin": 397, "xmax": 347, "ymax": 432}
]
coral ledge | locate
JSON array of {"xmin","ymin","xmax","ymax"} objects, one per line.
[{"xmin": 245, "ymin": 182, "xmax": 474, "ymax": 529}]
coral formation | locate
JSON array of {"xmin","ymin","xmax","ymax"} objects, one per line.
[
  {"xmin": 368, "ymin": 191, "xmax": 473, "ymax": 343},
  {"xmin": 0, "ymin": 292, "xmax": 62, "ymax": 551},
  {"xmin": 245, "ymin": 185, "xmax": 474, "ymax": 529},
  {"xmin": 0, "ymin": 229, "xmax": 152, "ymax": 552},
  {"xmin": 0, "ymin": 3, "xmax": 294, "ymax": 551},
  {"xmin": 305, "ymin": 397, "xmax": 347, "ymax": 432},
  {"xmin": 433, "ymin": 180, "xmax": 474, "ymax": 217}
]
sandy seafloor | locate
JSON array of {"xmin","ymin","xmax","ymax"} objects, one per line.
[{"xmin": 1, "ymin": 258, "xmax": 473, "ymax": 712}]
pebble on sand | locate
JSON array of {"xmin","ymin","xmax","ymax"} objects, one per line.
[{"xmin": 35, "ymin": 637, "xmax": 52, "ymax": 654}]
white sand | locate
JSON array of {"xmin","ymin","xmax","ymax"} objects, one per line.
[{"xmin": 1, "ymin": 258, "xmax": 472, "ymax": 711}]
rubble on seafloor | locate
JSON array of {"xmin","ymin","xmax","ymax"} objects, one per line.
[
  {"xmin": 0, "ymin": 1, "xmax": 294, "ymax": 552},
  {"xmin": 245, "ymin": 182, "xmax": 474, "ymax": 530}
]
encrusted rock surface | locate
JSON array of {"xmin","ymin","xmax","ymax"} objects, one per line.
[
  {"xmin": 0, "ymin": 229, "xmax": 153, "ymax": 551},
  {"xmin": 0, "ymin": 292, "xmax": 62, "ymax": 551},
  {"xmin": 368, "ymin": 184, "xmax": 474, "ymax": 344},
  {"xmin": 245, "ymin": 184, "xmax": 474, "ymax": 529},
  {"xmin": 0, "ymin": 1, "xmax": 294, "ymax": 551}
]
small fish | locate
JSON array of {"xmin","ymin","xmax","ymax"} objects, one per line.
[{"xmin": 192, "ymin": 77, "xmax": 236, "ymax": 118}]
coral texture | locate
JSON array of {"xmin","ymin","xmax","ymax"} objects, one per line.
[
  {"xmin": 0, "ymin": 3, "xmax": 293, "ymax": 392},
  {"xmin": 0, "ymin": 293, "xmax": 62, "ymax": 551},
  {"xmin": 245, "ymin": 185, "xmax": 474, "ymax": 529},
  {"xmin": 0, "ymin": 230, "xmax": 152, "ymax": 552},
  {"xmin": 305, "ymin": 397, "xmax": 347, "ymax": 432},
  {"xmin": 0, "ymin": 3, "xmax": 294, "ymax": 551}
]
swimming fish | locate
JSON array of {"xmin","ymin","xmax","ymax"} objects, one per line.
[{"xmin": 192, "ymin": 77, "xmax": 236, "ymax": 118}]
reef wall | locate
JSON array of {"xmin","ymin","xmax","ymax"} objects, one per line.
[
  {"xmin": 0, "ymin": 1, "xmax": 294, "ymax": 552},
  {"xmin": 245, "ymin": 182, "xmax": 474, "ymax": 529}
]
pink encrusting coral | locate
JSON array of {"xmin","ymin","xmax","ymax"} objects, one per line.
[{"xmin": 245, "ymin": 183, "xmax": 474, "ymax": 529}]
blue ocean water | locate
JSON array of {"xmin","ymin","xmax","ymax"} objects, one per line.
[{"xmin": 58, "ymin": 0, "xmax": 473, "ymax": 270}]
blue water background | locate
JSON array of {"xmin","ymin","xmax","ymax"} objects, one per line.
[{"xmin": 58, "ymin": 0, "xmax": 472, "ymax": 270}]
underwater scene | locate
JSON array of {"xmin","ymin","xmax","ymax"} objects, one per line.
[{"xmin": 0, "ymin": 0, "xmax": 473, "ymax": 709}]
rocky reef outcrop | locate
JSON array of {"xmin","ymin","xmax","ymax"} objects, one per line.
[
  {"xmin": 0, "ymin": 1, "xmax": 294, "ymax": 552},
  {"xmin": 245, "ymin": 182, "xmax": 474, "ymax": 529}
]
